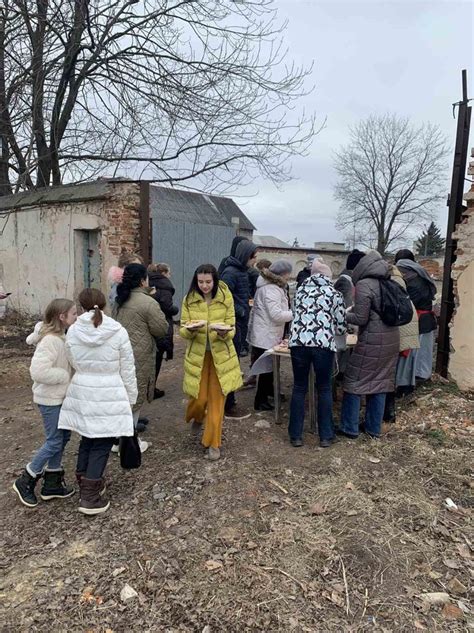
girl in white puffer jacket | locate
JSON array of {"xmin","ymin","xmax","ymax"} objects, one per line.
[
  {"xmin": 59, "ymin": 288, "xmax": 137, "ymax": 515},
  {"xmin": 13, "ymin": 299, "xmax": 77, "ymax": 508}
]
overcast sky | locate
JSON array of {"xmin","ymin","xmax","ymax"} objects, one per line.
[{"xmin": 238, "ymin": 0, "xmax": 473, "ymax": 247}]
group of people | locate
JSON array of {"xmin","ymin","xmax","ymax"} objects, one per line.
[{"xmin": 12, "ymin": 236, "xmax": 437, "ymax": 516}]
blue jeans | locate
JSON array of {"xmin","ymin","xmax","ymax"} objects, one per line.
[
  {"xmin": 340, "ymin": 392, "xmax": 386, "ymax": 437},
  {"xmin": 27, "ymin": 405, "xmax": 71, "ymax": 476},
  {"xmin": 289, "ymin": 346, "xmax": 335, "ymax": 442}
]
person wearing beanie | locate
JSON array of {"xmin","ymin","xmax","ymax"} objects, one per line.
[
  {"xmin": 248, "ymin": 260, "xmax": 293, "ymax": 410},
  {"xmin": 296, "ymin": 254, "xmax": 318, "ymax": 288},
  {"xmin": 394, "ymin": 248, "xmax": 437, "ymax": 383},
  {"xmin": 311, "ymin": 259, "xmax": 333, "ymax": 278},
  {"xmin": 220, "ymin": 239, "xmax": 258, "ymax": 419},
  {"xmin": 288, "ymin": 261, "xmax": 347, "ymax": 448}
]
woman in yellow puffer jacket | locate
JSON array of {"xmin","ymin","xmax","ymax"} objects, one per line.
[{"xmin": 180, "ymin": 264, "xmax": 243, "ymax": 460}]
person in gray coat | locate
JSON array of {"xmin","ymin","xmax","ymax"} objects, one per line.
[{"xmin": 339, "ymin": 251, "xmax": 400, "ymax": 439}]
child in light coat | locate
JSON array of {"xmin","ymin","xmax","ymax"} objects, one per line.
[
  {"xmin": 59, "ymin": 288, "xmax": 137, "ymax": 515},
  {"xmin": 13, "ymin": 299, "xmax": 77, "ymax": 508}
]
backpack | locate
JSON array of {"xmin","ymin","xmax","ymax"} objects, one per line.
[{"xmin": 378, "ymin": 279, "xmax": 413, "ymax": 327}]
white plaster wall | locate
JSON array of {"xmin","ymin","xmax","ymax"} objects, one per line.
[
  {"xmin": 450, "ymin": 259, "xmax": 474, "ymax": 390},
  {"xmin": 0, "ymin": 203, "xmax": 107, "ymax": 315}
]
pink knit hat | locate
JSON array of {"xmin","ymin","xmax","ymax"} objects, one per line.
[{"xmin": 311, "ymin": 259, "xmax": 332, "ymax": 278}]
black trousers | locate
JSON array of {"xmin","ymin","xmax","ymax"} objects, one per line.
[
  {"xmin": 155, "ymin": 349, "xmax": 164, "ymax": 382},
  {"xmin": 252, "ymin": 346, "xmax": 274, "ymax": 405},
  {"xmin": 225, "ymin": 319, "xmax": 244, "ymax": 411},
  {"xmin": 77, "ymin": 436, "xmax": 115, "ymax": 480}
]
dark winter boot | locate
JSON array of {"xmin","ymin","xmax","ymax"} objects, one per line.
[
  {"xmin": 40, "ymin": 469, "xmax": 75, "ymax": 501},
  {"xmin": 383, "ymin": 392, "xmax": 396, "ymax": 423},
  {"xmin": 78, "ymin": 478, "xmax": 110, "ymax": 515},
  {"xmin": 76, "ymin": 472, "xmax": 106, "ymax": 498},
  {"xmin": 13, "ymin": 470, "xmax": 42, "ymax": 508}
]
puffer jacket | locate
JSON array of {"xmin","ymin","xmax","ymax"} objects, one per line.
[
  {"xmin": 58, "ymin": 312, "xmax": 137, "ymax": 438},
  {"xmin": 114, "ymin": 288, "xmax": 168, "ymax": 410},
  {"xmin": 344, "ymin": 251, "xmax": 400, "ymax": 395},
  {"xmin": 27, "ymin": 323, "xmax": 73, "ymax": 406},
  {"xmin": 180, "ymin": 282, "xmax": 243, "ymax": 399},
  {"xmin": 148, "ymin": 271, "xmax": 179, "ymax": 359},
  {"xmin": 248, "ymin": 270, "xmax": 293, "ymax": 350},
  {"xmin": 391, "ymin": 266, "xmax": 420, "ymax": 352},
  {"xmin": 219, "ymin": 240, "xmax": 256, "ymax": 321},
  {"xmin": 289, "ymin": 274, "xmax": 347, "ymax": 351}
]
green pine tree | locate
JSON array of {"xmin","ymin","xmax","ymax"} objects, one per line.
[{"xmin": 416, "ymin": 222, "xmax": 445, "ymax": 256}]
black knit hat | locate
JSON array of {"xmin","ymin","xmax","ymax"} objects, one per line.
[{"xmin": 346, "ymin": 249, "xmax": 365, "ymax": 271}]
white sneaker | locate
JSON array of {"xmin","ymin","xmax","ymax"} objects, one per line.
[
  {"xmin": 138, "ymin": 439, "xmax": 149, "ymax": 453},
  {"xmin": 111, "ymin": 444, "xmax": 119, "ymax": 454}
]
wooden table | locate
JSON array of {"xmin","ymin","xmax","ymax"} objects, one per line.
[
  {"xmin": 270, "ymin": 335, "xmax": 357, "ymax": 431},
  {"xmin": 271, "ymin": 349, "xmax": 316, "ymax": 431}
]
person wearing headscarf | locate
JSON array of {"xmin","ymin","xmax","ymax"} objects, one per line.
[
  {"xmin": 296, "ymin": 254, "xmax": 317, "ymax": 288},
  {"xmin": 333, "ymin": 249, "xmax": 365, "ymax": 380},
  {"xmin": 394, "ymin": 249, "xmax": 437, "ymax": 382},
  {"xmin": 248, "ymin": 260, "xmax": 293, "ymax": 410}
]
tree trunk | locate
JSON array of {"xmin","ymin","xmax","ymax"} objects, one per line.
[
  {"xmin": 377, "ymin": 229, "xmax": 386, "ymax": 255},
  {"xmin": 0, "ymin": 14, "xmax": 11, "ymax": 196}
]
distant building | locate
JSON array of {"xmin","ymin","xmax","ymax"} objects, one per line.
[
  {"xmin": 253, "ymin": 235, "xmax": 291, "ymax": 248},
  {"xmin": 251, "ymin": 235, "xmax": 349, "ymax": 279},
  {"xmin": 313, "ymin": 241, "xmax": 347, "ymax": 252},
  {"xmin": 0, "ymin": 179, "xmax": 255, "ymax": 314}
]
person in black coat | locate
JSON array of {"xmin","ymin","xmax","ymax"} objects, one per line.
[
  {"xmin": 296, "ymin": 255, "xmax": 316, "ymax": 288},
  {"xmin": 220, "ymin": 239, "xmax": 258, "ymax": 417},
  {"xmin": 148, "ymin": 263, "xmax": 179, "ymax": 399}
]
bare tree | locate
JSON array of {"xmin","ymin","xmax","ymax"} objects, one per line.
[
  {"xmin": 0, "ymin": 0, "xmax": 317, "ymax": 196},
  {"xmin": 334, "ymin": 114, "xmax": 448, "ymax": 254}
]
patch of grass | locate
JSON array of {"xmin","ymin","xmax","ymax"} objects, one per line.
[{"xmin": 425, "ymin": 428, "xmax": 447, "ymax": 445}]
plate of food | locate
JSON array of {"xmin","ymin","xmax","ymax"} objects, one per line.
[
  {"xmin": 184, "ymin": 320, "xmax": 207, "ymax": 330},
  {"xmin": 210, "ymin": 322, "xmax": 233, "ymax": 332},
  {"xmin": 273, "ymin": 340, "xmax": 290, "ymax": 354}
]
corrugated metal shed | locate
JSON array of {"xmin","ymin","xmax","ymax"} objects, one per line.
[
  {"xmin": 210, "ymin": 195, "xmax": 256, "ymax": 231},
  {"xmin": 150, "ymin": 186, "xmax": 227, "ymax": 226}
]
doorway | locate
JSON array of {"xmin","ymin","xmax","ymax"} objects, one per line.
[{"xmin": 74, "ymin": 230, "xmax": 101, "ymax": 296}]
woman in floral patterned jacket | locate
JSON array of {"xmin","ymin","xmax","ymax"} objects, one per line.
[{"xmin": 288, "ymin": 260, "xmax": 346, "ymax": 449}]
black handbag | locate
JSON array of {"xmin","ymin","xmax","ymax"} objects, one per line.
[{"xmin": 119, "ymin": 433, "xmax": 142, "ymax": 470}]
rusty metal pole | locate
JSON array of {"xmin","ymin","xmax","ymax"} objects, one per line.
[{"xmin": 436, "ymin": 70, "xmax": 472, "ymax": 376}]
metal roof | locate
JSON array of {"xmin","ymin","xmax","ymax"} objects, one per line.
[
  {"xmin": 149, "ymin": 185, "xmax": 255, "ymax": 230},
  {"xmin": 209, "ymin": 195, "xmax": 256, "ymax": 231},
  {"xmin": 253, "ymin": 235, "xmax": 291, "ymax": 248},
  {"xmin": 0, "ymin": 180, "xmax": 118, "ymax": 211}
]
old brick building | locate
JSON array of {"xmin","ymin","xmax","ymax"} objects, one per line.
[{"xmin": 0, "ymin": 179, "xmax": 254, "ymax": 315}]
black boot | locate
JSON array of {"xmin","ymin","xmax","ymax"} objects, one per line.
[
  {"xmin": 383, "ymin": 392, "xmax": 396, "ymax": 423},
  {"xmin": 13, "ymin": 470, "xmax": 42, "ymax": 508},
  {"xmin": 254, "ymin": 398, "xmax": 274, "ymax": 411},
  {"xmin": 40, "ymin": 469, "xmax": 75, "ymax": 501}
]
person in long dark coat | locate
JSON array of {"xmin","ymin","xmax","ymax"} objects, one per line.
[
  {"xmin": 339, "ymin": 251, "xmax": 400, "ymax": 439},
  {"xmin": 148, "ymin": 263, "xmax": 179, "ymax": 399}
]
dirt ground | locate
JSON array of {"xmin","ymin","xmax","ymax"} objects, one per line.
[{"xmin": 0, "ymin": 316, "xmax": 473, "ymax": 632}]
